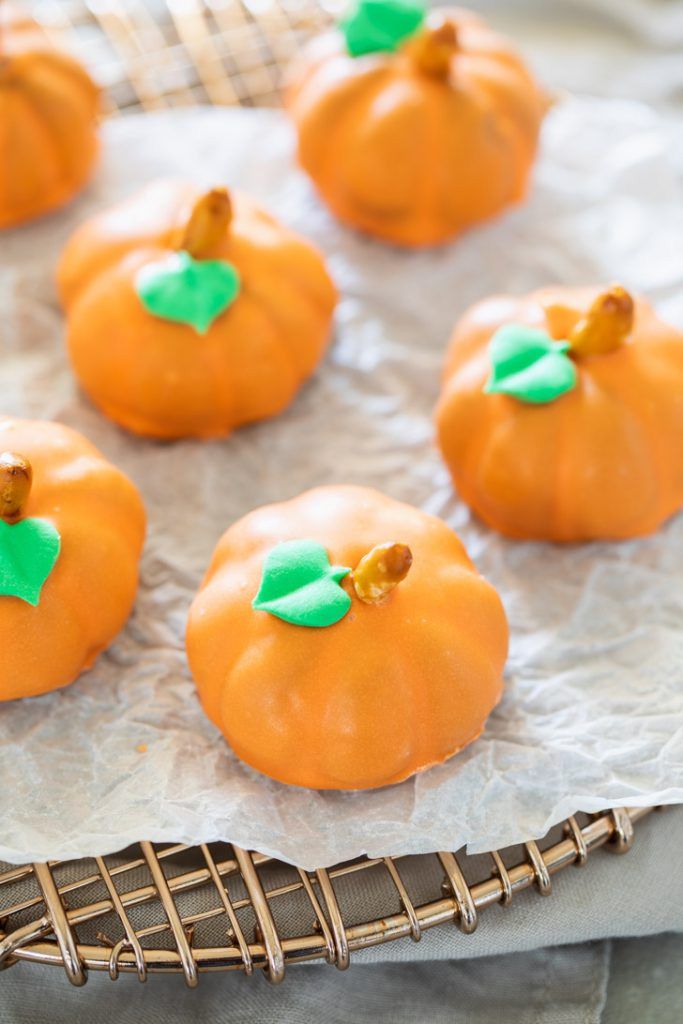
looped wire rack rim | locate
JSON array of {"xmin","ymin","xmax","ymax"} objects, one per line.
[
  {"xmin": 26, "ymin": 0, "xmax": 345, "ymax": 113},
  {"xmin": 0, "ymin": 808, "xmax": 652, "ymax": 986},
  {"xmin": 2, "ymin": 1, "xmax": 663, "ymax": 987}
]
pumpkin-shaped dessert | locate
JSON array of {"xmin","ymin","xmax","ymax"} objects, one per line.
[
  {"xmin": 58, "ymin": 180, "xmax": 337, "ymax": 439},
  {"xmin": 436, "ymin": 285, "xmax": 683, "ymax": 541},
  {"xmin": 0, "ymin": 418, "xmax": 145, "ymax": 701},
  {"xmin": 187, "ymin": 485, "xmax": 508, "ymax": 790},
  {"xmin": 285, "ymin": 2, "xmax": 547, "ymax": 247},
  {"xmin": 0, "ymin": 5, "xmax": 100, "ymax": 228}
]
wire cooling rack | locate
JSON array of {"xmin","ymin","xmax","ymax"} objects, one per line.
[
  {"xmin": 0, "ymin": 808, "xmax": 651, "ymax": 985},
  {"xmin": 28, "ymin": 0, "xmax": 343, "ymax": 111},
  {"xmin": 1, "ymin": 1, "xmax": 660, "ymax": 985}
]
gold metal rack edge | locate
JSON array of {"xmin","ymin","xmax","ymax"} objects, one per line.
[{"xmin": 0, "ymin": 807, "xmax": 651, "ymax": 986}]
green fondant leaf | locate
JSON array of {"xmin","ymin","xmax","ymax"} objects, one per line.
[
  {"xmin": 0, "ymin": 518, "xmax": 60, "ymax": 607},
  {"xmin": 252, "ymin": 540, "xmax": 352, "ymax": 628},
  {"xmin": 135, "ymin": 250, "xmax": 241, "ymax": 334},
  {"xmin": 485, "ymin": 324, "xmax": 578, "ymax": 405},
  {"xmin": 341, "ymin": 0, "xmax": 426, "ymax": 57}
]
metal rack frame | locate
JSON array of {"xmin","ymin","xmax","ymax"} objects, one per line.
[{"xmin": 0, "ymin": 808, "xmax": 650, "ymax": 986}]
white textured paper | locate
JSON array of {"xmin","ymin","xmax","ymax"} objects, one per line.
[{"xmin": 0, "ymin": 98, "xmax": 682, "ymax": 869}]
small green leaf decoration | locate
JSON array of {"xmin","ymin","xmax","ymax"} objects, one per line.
[
  {"xmin": 0, "ymin": 518, "xmax": 60, "ymax": 607},
  {"xmin": 341, "ymin": 0, "xmax": 426, "ymax": 57},
  {"xmin": 135, "ymin": 251, "xmax": 241, "ymax": 334},
  {"xmin": 485, "ymin": 324, "xmax": 578, "ymax": 405},
  {"xmin": 252, "ymin": 540, "xmax": 352, "ymax": 628}
]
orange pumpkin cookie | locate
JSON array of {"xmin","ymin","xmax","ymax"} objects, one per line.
[
  {"xmin": 186, "ymin": 485, "xmax": 508, "ymax": 790},
  {"xmin": 0, "ymin": 5, "xmax": 100, "ymax": 228},
  {"xmin": 0, "ymin": 418, "xmax": 145, "ymax": 701},
  {"xmin": 285, "ymin": 2, "xmax": 547, "ymax": 247},
  {"xmin": 58, "ymin": 180, "xmax": 337, "ymax": 439},
  {"xmin": 436, "ymin": 285, "xmax": 683, "ymax": 541}
]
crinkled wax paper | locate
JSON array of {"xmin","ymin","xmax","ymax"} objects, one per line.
[{"xmin": 0, "ymin": 97, "xmax": 682, "ymax": 869}]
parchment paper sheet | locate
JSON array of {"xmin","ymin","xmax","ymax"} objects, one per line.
[{"xmin": 1, "ymin": 97, "xmax": 682, "ymax": 869}]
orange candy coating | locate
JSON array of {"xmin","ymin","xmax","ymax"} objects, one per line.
[
  {"xmin": 186, "ymin": 486, "xmax": 509, "ymax": 790},
  {"xmin": 436, "ymin": 285, "xmax": 683, "ymax": 542},
  {"xmin": 0, "ymin": 7, "xmax": 100, "ymax": 229},
  {"xmin": 57, "ymin": 179, "xmax": 337, "ymax": 440},
  {"xmin": 0, "ymin": 418, "xmax": 145, "ymax": 701},
  {"xmin": 285, "ymin": 7, "xmax": 547, "ymax": 247}
]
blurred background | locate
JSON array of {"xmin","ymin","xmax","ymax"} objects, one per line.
[{"xmin": 19, "ymin": 0, "xmax": 683, "ymax": 117}]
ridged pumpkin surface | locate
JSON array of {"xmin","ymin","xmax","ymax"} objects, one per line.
[
  {"xmin": 286, "ymin": 7, "xmax": 547, "ymax": 247},
  {"xmin": 0, "ymin": 418, "xmax": 145, "ymax": 701},
  {"xmin": 186, "ymin": 486, "xmax": 508, "ymax": 790},
  {"xmin": 436, "ymin": 286, "xmax": 683, "ymax": 541},
  {"xmin": 0, "ymin": 7, "xmax": 100, "ymax": 228},
  {"xmin": 58, "ymin": 179, "xmax": 337, "ymax": 439}
]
